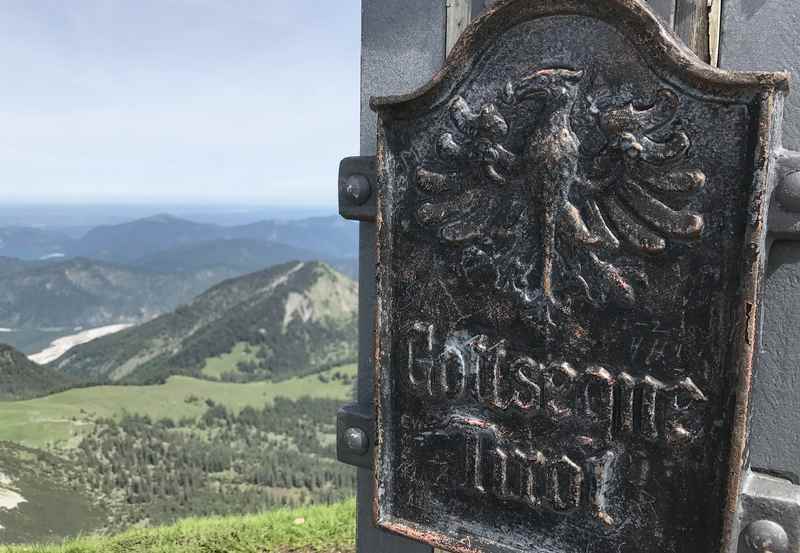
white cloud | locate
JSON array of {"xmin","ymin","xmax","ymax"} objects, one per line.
[{"xmin": 0, "ymin": 1, "xmax": 361, "ymax": 205}]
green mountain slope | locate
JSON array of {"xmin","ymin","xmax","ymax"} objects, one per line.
[
  {"xmin": 0, "ymin": 442, "xmax": 105, "ymax": 545},
  {"xmin": 50, "ymin": 261, "xmax": 357, "ymax": 384},
  {"xmin": 0, "ymin": 344, "xmax": 76, "ymax": 400}
]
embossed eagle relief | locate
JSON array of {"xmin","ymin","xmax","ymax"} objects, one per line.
[
  {"xmin": 414, "ymin": 67, "xmax": 705, "ymax": 325},
  {"xmin": 372, "ymin": 3, "xmax": 785, "ymax": 553}
]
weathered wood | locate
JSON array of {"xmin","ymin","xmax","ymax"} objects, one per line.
[
  {"xmin": 446, "ymin": 0, "xmax": 471, "ymax": 56},
  {"xmin": 708, "ymin": 0, "xmax": 721, "ymax": 66},
  {"xmin": 675, "ymin": 0, "xmax": 710, "ymax": 62}
]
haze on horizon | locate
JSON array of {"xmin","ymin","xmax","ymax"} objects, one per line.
[{"xmin": 0, "ymin": 1, "xmax": 361, "ymax": 207}]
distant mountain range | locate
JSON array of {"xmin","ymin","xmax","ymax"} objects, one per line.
[
  {"xmin": 51, "ymin": 261, "xmax": 357, "ymax": 385},
  {"xmin": 0, "ymin": 227, "xmax": 72, "ymax": 260},
  {"xmin": 0, "ymin": 257, "xmax": 223, "ymax": 329},
  {"xmin": 0, "ymin": 214, "xmax": 357, "ymax": 335},
  {"xmin": 128, "ymin": 238, "xmax": 356, "ymax": 278},
  {"xmin": 0, "ymin": 214, "xmax": 356, "ymax": 263}
]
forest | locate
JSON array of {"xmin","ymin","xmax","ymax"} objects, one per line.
[{"xmin": 63, "ymin": 395, "xmax": 355, "ymax": 531}]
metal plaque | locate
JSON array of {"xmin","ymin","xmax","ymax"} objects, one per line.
[{"xmin": 371, "ymin": 1, "xmax": 788, "ymax": 552}]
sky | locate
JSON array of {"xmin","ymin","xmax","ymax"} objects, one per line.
[{"xmin": 0, "ymin": 1, "xmax": 361, "ymax": 206}]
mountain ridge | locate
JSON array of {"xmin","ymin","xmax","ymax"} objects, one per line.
[
  {"xmin": 50, "ymin": 260, "xmax": 357, "ymax": 385},
  {"xmin": 0, "ymin": 344, "xmax": 78, "ymax": 400},
  {"xmin": 68, "ymin": 214, "xmax": 355, "ymax": 263},
  {"xmin": 127, "ymin": 237, "xmax": 356, "ymax": 278},
  {"xmin": 0, "ymin": 213, "xmax": 356, "ymax": 264},
  {"xmin": 0, "ymin": 257, "xmax": 224, "ymax": 329}
]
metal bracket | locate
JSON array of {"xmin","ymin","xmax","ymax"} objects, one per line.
[
  {"xmin": 338, "ymin": 156, "xmax": 377, "ymax": 222},
  {"xmin": 336, "ymin": 403, "xmax": 374, "ymax": 469},
  {"xmin": 340, "ymin": 150, "xmax": 800, "ymax": 233},
  {"xmin": 768, "ymin": 149, "xmax": 800, "ymax": 240},
  {"xmin": 734, "ymin": 471, "xmax": 800, "ymax": 553}
]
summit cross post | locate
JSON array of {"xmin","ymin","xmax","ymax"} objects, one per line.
[{"xmin": 337, "ymin": 1, "xmax": 800, "ymax": 552}]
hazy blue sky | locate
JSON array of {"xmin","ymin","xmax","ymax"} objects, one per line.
[{"xmin": 0, "ymin": 1, "xmax": 361, "ymax": 206}]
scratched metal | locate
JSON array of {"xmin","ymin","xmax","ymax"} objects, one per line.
[{"xmin": 370, "ymin": 1, "xmax": 788, "ymax": 553}]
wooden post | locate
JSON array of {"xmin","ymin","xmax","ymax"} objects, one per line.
[
  {"xmin": 446, "ymin": 0, "xmax": 471, "ymax": 56},
  {"xmin": 708, "ymin": 0, "xmax": 721, "ymax": 67},
  {"xmin": 675, "ymin": 0, "xmax": 710, "ymax": 62}
]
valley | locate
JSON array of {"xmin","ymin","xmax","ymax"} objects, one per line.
[
  {"xmin": 0, "ymin": 212, "xmax": 360, "ymax": 545},
  {"xmin": 0, "ymin": 365, "xmax": 355, "ymax": 543},
  {"xmin": 28, "ymin": 324, "xmax": 132, "ymax": 364},
  {"xmin": 0, "ymin": 363, "xmax": 356, "ymax": 543}
]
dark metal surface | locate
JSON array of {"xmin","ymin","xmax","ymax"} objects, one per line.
[
  {"xmin": 370, "ymin": 1, "xmax": 787, "ymax": 553},
  {"xmin": 736, "ymin": 471, "xmax": 800, "ymax": 553},
  {"xmin": 357, "ymin": 2, "xmax": 444, "ymax": 552},
  {"xmin": 719, "ymin": 0, "xmax": 800, "ymax": 491}
]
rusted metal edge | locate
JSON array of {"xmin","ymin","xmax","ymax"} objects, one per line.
[
  {"xmin": 370, "ymin": 0, "xmax": 788, "ymax": 117},
  {"xmin": 373, "ymin": 123, "xmax": 389, "ymax": 533},
  {"xmin": 720, "ymin": 90, "xmax": 786, "ymax": 553}
]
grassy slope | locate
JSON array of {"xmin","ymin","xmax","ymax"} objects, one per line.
[
  {"xmin": 0, "ymin": 344, "xmax": 77, "ymax": 401},
  {"xmin": 0, "ymin": 444, "xmax": 106, "ymax": 546},
  {"xmin": 0, "ymin": 499, "xmax": 355, "ymax": 553},
  {"xmin": 200, "ymin": 342, "xmax": 255, "ymax": 379},
  {"xmin": 51, "ymin": 261, "xmax": 357, "ymax": 386},
  {"xmin": 0, "ymin": 364, "xmax": 356, "ymax": 448}
]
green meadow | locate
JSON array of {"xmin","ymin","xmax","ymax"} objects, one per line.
[
  {"xmin": 0, "ymin": 364, "xmax": 356, "ymax": 449},
  {"xmin": 200, "ymin": 342, "xmax": 258, "ymax": 379}
]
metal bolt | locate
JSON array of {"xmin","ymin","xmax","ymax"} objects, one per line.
[
  {"xmin": 742, "ymin": 520, "xmax": 789, "ymax": 553},
  {"xmin": 344, "ymin": 426, "xmax": 369, "ymax": 454},
  {"xmin": 344, "ymin": 174, "xmax": 371, "ymax": 205},
  {"xmin": 776, "ymin": 170, "xmax": 800, "ymax": 213}
]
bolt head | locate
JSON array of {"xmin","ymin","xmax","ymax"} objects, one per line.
[
  {"xmin": 742, "ymin": 519, "xmax": 789, "ymax": 553},
  {"xmin": 344, "ymin": 174, "xmax": 371, "ymax": 205},
  {"xmin": 344, "ymin": 427, "xmax": 368, "ymax": 454},
  {"xmin": 776, "ymin": 171, "xmax": 800, "ymax": 213}
]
